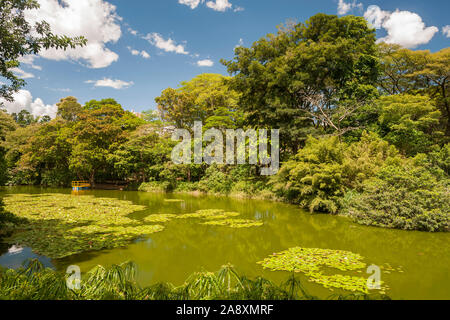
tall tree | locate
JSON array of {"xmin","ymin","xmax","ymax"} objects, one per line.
[
  {"xmin": 56, "ymin": 96, "xmax": 83, "ymax": 121},
  {"xmin": 155, "ymin": 74, "xmax": 241, "ymax": 129},
  {"xmin": 0, "ymin": 0, "xmax": 86, "ymax": 101},
  {"xmin": 69, "ymin": 99, "xmax": 145, "ymax": 185},
  {"xmin": 378, "ymin": 44, "xmax": 450, "ymax": 137},
  {"xmin": 222, "ymin": 14, "xmax": 380, "ymax": 154},
  {"xmin": 0, "ymin": 109, "xmax": 16, "ymax": 184}
]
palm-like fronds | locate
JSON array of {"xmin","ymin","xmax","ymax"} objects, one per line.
[{"xmin": 0, "ymin": 259, "xmax": 390, "ymax": 300}]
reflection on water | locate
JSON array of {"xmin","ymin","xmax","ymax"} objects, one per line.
[
  {"xmin": 0, "ymin": 245, "xmax": 53, "ymax": 269},
  {"xmin": 0, "ymin": 186, "xmax": 449, "ymax": 300}
]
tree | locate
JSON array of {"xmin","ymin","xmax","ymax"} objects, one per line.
[
  {"xmin": 0, "ymin": 0, "xmax": 86, "ymax": 101},
  {"xmin": 222, "ymin": 14, "xmax": 380, "ymax": 154},
  {"xmin": 11, "ymin": 109, "xmax": 37, "ymax": 126},
  {"xmin": 378, "ymin": 94, "xmax": 443, "ymax": 156},
  {"xmin": 155, "ymin": 74, "xmax": 241, "ymax": 129},
  {"xmin": 0, "ymin": 109, "xmax": 16, "ymax": 184},
  {"xmin": 69, "ymin": 99, "xmax": 145, "ymax": 185},
  {"xmin": 111, "ymin": 124, "xmax": 174, "ymax": 183},
  {"xmin": 378, "ymin": 44, "xmax": 450, "ymax": 137},
  {"xmin": 56, "ymin": 96, "xmax": 83, "ymax": 121}
]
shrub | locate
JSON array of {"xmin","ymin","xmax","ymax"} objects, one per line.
[
  {"xmin": 273, "ymin": 133, "xmax": 395, "ymax": 214},
  {"xmin": 343, "ymin": 157, "xmax": 450, "ymax": 232},
  {"xmin": 198, "ymin": 164, "xmax": 233, "ymax": 194},
  {"xmin": 138, "ymin": 181, "xmax": 172, "ymax": 193}
]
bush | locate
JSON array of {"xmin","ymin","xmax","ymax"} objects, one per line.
[
  {"xmin": 198, "ymin": 164, "xmax": 233, "ymax": 194},
  {"xmin": 343, "ymin": 157, "xmax": 449, "ymax": 232},
  {"xmin": 138, "ymin": 181, "xmax": 172, "ymax": 193},
  {"xmin": 273, "ymin": 133, "xmax": 395, "ymax": 213}
]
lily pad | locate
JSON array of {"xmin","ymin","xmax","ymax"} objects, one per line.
[
  {"xmin": 257, "ymin": 247, "xmax": 386, "ymax": 294},
  {"xmin": 202, "ymin": 219, "xmax": 263, "ymax": 228},
  {"xmin": 3, "ymin": 194, "xmax": 163, "ymax": 259}
]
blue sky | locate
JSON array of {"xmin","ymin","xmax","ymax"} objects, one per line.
[{"xmin": 2, "ymin": 0, "xmax": 450, "ymax": 117}]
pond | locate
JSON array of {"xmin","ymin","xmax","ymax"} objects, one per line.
[{"xmin": 1, "ymin": 186, "xmax": 449, "ymax": 300}]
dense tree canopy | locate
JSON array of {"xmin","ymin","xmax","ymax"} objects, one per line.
[
  {"xmin": 222, "ymin": 14, "xmax": 380, "ymax": 154},
  {"xmin": 156, "ymin": 73, "xmax": 242, "ymax": 130}
]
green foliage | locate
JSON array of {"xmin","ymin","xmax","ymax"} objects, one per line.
[
  {"xmin": 198, "ymin": 164, "xmax": 234, "ymax": 194},
  {"xmin": 0, "ymin": 110, "xmax": 16, "ymax": 184},
  {"xmin": 343, "ymin": 157, "xmax": 450, "ymax": 232},
  {"xmin": 155, "ymin": 74, "xmax": 242, "ymax": 129},
  {"xmin": 0, "ymin": 197, "xmax": 25, "ymax": 236},
  {"xmin": 258, "ymin": 247, "xmax": 386, "ymax": 294},
  {"xmin": 3, "ymin": 194, "xmax": 164, "ymax": 258},
  {"xmin": 273, "ymin": 133, "xmax": 397, "ymax": 213},
  {"xmin": 223, "ymin": 14, "xmax": 379, "ymax": 153},
  {"xmin": 138, "ymin": 181, "xmax": 173, "ymax": 193},
  {"xmin": 56, "ymin": 96, "xmax": 83, "ymax": 121},
  {"xmin": 0, "ymin": 259, "xmax": 389, "ymax": 300},
  {"xmin": 378, "ymin": 44, "xmax": 450, "ymax": 136},
  {"xmin": 378, "ymin": 94, "xmax": 443, "ymax": 156},
  {"xmin": 273, "ymin": 136, "xmax": 345, "ymax": 213}
]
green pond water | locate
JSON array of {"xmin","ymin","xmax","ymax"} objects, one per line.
[{"xmin": 0, "ymin": 186, "xmax": 449, "ymax": 300}]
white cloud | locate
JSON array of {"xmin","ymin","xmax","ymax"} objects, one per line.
[
  {"xmin": 178, "ymin": 0, "xmax": 239, "ymax": 12},
  {"xmin": 443, "ymin": 25, "xmax": 450, "ymax": 38},
  {"xmin": 197, "ymin": 59, "xmax": 214, "ymax": 67},
  {"xmin": 337, "ymin": 0, "xmax": 363, "ymax": 15},
  {"xmin": 85, "ymin": 78, "xmax": 134, "ymax": 90},
  {"xmin": 127, "ymin": 47, "xmax": 150, "ymax": 59},
  {"xmin": 364, "ymin": 5, "xmax": 439, "ymax": 48},
  {"xmin": 144, "ymin": 33, "xmax": 188, "ymax": 55},
  {"xmin": 0, "ymin": 90, "xmax": 57, "ymax": 118},
  {"xmin": 24, "ymin": 0, "xmax": 122, "ymax": 69},
  {"xmin": 364, "ymin": 5, "xmax": 390, "ymax": 28},
  {"xmin": 206, "ymin": 0, "xmax": 232, "ymax": 12},
  {"xmin": 128, "ymin": 27, "xmax": 138, "ymax": 36},
  {"xmin": 11, "ymin": 68, "xmax": 35, "ymax": 79},
  {"xmin": 179, "ymin": 0, "xmax": 203, "ymax": 9},
  {"xmin": 18, "ymin": 55, "xmax": 42, "ymax": 70}
]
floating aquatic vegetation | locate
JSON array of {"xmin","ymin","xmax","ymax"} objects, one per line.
[
  {"xmin": 202, "ymin": 219, "xmax": 263, "ymax": 228},
  {"xmin": 164, "ymin": 199, "xmax": 185, "ymax": 203},
  {"xmin": 203, "ymin": 212, "xmax": 241, "ymax": 220},
  {"xmin": 175, "ymin": 209, "xmax": 227, "ymax": 219},
  {"xmin": 3, "ymin": 194, "xmax": 163, "ymax": 259},
  {"xmin": 174, "ymin": 209, "xmax": 261, "ymax": 228},
  {"xmin": 257, "ymin": 247, "xmax": 386, "ymax": 294},
  {"xmin": 143, "ymin": 214, "xmax": 178, "ymax": 223}
]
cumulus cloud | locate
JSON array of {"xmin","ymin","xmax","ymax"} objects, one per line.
[
  {"xmin": 18, "ymin": 55, "xmax": 42, "ymax": 70},
  {"xmin": 178, "ymin": 0, "xmax": 203, "ymax": 9},
  {"xmin": 24, "ymin": 0, "xmax": 122, "ymax": 68},
  {"xmin": 337, "ymin": 0, "xmax": 363, "ymax": 15},
  {"xmin": 127, "ymin": 47, "xmax": 150, "ymax": 59},
  {"xmin": 0, "ymin": 90, "xmax": 57, "ymax": 118},
  {"xmin": 206, "ymin": 0, "xmax": 232, "ymax": 12},
  {"xmin": 144, "ymin": 33, "xmax": 188, "ymax": 55},
  {"xmin": 85, "ymin": 78, "xmax": 134, "ymax": 90},
  {"xmin": 443, "ymin": 25, "xmax": 450, "ymax": 38},
  {"xmin": 197, "ymin": 59, "xmax": 214, "ymax": 67},
  {"xmin": 178, "ymin": 0, "xmax": 238, "ymax": 12},
  {"xmin": 364, "ymin": 5, "xmax": 439, "ymax": 48},
  {"xmin": 11, "ymin": 68, "xmax": 35, "ymax": 79}
]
